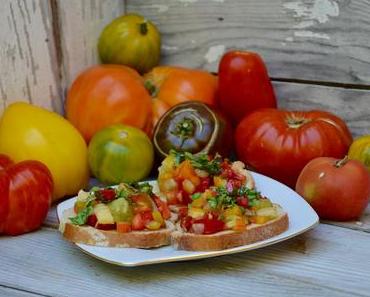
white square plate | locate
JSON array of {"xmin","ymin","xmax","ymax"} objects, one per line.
[{"xmin": 57, "ymin": 172, "xmax": 319, "ymax": 267}]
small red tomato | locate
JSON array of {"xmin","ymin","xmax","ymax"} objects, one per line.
[
  {"xmin": 98, "ymin": 189, "xmax": 116, "ymax": 201},
  {"xmin": 0, "ymin": 155, "xmax": 53, "ymax": 235},
  {"xmin": 296, "ymin": 156, "xmax": 370, "ymax": 221},
  {"xmin": 236, "ymin": 196, "xmax": 249, "ymax": 208},
  {"xmin": 218, "ymin": 51, "xmax": 277, "ymax": 126}
]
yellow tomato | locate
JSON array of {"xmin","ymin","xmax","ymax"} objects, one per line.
[
  {"xmin": 348, "ymin": 135, "xmax": 370, "ymax": 172},
  {"xmin": 0, "ymin": 102, "xmax": 89, "ymax": 201}
]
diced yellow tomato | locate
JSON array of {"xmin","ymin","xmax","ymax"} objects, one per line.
[
  {"xmin": 250, "ymin": 216, "xmax": 272, "ymax": 224},
  {"xmin": 146, "ymin": 220, "xmax": 162, "ymax": 230},
  {"xmin": 191, "ymin": 195, "xmax": 207, "ymax": 208},
  {"xmin": 152, "ymin": 210, "xmax": 164, "ymax": 226},
  {"xmin": 188, "ymin": 207, "xmax": 205, "ymax": 219},
  {"xmin": 225, "ymin": 215, "xmax": 246, "ymax": 231},
  {"xmin": 223, "ymin": 205, "xmax": 243, "ymax": 217},
  {"xmin": 116, "ymin": 222, "xmax": 132, "ymax": 233},
  {"xmin": 214, "ymin": 176, "xmax": 226, "ymax": 187}
]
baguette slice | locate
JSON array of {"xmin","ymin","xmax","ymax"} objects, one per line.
[
  {"xmin": 60, "ymin": 208, "xmax": 173, "ymax": 249},
  {"xmin": 171, "ymin": 207, "xmax": 288, "ymax": 251}
]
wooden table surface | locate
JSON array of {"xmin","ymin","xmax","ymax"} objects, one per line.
[{"xmin": 0, "ymin": 200, "xmax": 369, "ymax": 297}]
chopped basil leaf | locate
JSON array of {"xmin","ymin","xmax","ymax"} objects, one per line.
[
  {"xmin": 135, "ymin": 182, "xmax": 153, "ymax": 196},
  {"xmin": 191, "ymin": 192, "xmax": 202, "ymax": 200},
  {"xmin": 69, "ymin": 203, "xmax": 93, "ymax": 225}
]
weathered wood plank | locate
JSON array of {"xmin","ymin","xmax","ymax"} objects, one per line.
[
  {"xmin": 0, "ymin": 286, "xmax": 43, "ymax": 297},
  {"xmin": 57, "ymin": 0, "xmax": 125, "ymax": 94},
  {"xmin": 1, "ymin": 224, "xmax": 370, "ymax": 297},
  {"xmin": 127, "ymin": 0, "xmax": 370, "ymax": 86},
  {"xmin": 0, "ymin": 0, "xmax": 63, "ymax": 114}
]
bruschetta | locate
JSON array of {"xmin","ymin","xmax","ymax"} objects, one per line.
[{"xmin": 59, "ymin": 183, "xmax": 173, "ymax": 248}]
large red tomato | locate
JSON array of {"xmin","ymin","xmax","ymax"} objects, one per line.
[
  {"xmin": 65, "ymin": 65, "xmax": 152, "ymax": 142},
  {"xmin": 218, "ymin": 51, "xmax": 277, "ymax": 126},
  {"xmin": 235, "ymin": 109, "xmax": 353, "ymax": 187},
  {"xmin": 296, "ymin": 157, "xmax": 370, "ymax": 220},
  {"xmin": 0, "ymin": 154, "xmax": 53, "ymax": 235},
  {"xmin": 144, "ymin": 66, "xmax": 218, "ymax": 130}
]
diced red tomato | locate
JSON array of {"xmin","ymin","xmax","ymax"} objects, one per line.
[
  {"xmin": 195, "ymin": 177, "xmax": 212, "ymax": 193},
  {"xmin": 98, "ymin": 189, "xmax": 116, "ymax": 201},
  {"xmin": 153, "ymin": 196, "xmax": 171, "ymax": 219},
  {"xmin": 140, "ymin": 211, "xmax": 154, "ymax": 225},
  {"xmin": 132, "ymin": 213, "xmax": 145, "ymax": 230},
  {"xmin": 86, "ymin": 214, "xmax": 98, "ymax": 227},
  {"xmin": 202, "ymin": 216, "xmax": 225, "ymax": 234},
  {"xmin": 180, "ymin": 216, "xmax": 193, "ymax": 231},
  {"xmin": 132, "ymin": 194, "xmax": 153, "ymax": 213},
  {"xmin": 236, "ymin": 196, "xmax": 249, "ymax": 208},
  {"xmin": 95, "ymin": 223, "xmax": 116, "ymax": 230},
  {"xmin": 116, "ymin": 222, "xmax": 132, "ymax": 233},
  {"xmin": 178, "ymin": 206, "xmax": 188, "ymax": 218}
]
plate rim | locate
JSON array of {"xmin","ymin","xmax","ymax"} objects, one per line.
[{"xmin": 57, "ymin": 173, "xmax": 319, "ymax": 267}]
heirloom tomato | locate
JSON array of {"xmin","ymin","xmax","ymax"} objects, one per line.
[
  {"xmin": 98, "ymin": 13, "xmax": 161, "ymax": 74},
  {"xmin": 0, "ymin": 102, "xmax": 88, "ymax": 201},
  {"xmin": 218, "ymin": 51, "xmax": 277, "ymax": 126},
  {"xmin": 235, "ymin": 109, "xmax": 352, "ymax": 188},
  {"xmin": 348, "ymin": 135, "xmax": 370, "ymax": 172},
  {"xmin": 65, "ymin": 65, "xmax": 152, "ymax": 142},
  {"xmin": 88, "ymin": 124, "xmax": 154, "ymax": 185},
  {"xmin": 296, "ymin": 157, "xmax": 370, "ymax": 221},
  {"xmin": 0, "ymin": 155, "xmax": 53, "ymax": 235},
  {"xmin": 144, "ymin": 66, "xmax": 218, "ymax": 129}
]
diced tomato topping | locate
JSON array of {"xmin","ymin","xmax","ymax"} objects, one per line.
[
  {"xmin": 98, "ymin": 189, "xmax": 116, "ymax": 201},
  {"xmin": 178, "ymin": 206, "xmax": 188, "ymax": 218},
  {"xmin": 180, "ymin": 216, "xmax": 193, "ymax": 232},
  {"xmin": 95, "ymin": 223, "xmax": 116, "ymax": 230},
  {"xmin": 86, "ymin": 214, "xmax": 97, "ymax": 227},
  {"xmin": 203, "ymin": 217, "xmax": 225, "ymax": 234},
  {"xmin": 195, "ymin": 177, "xmax": 212, "ymax": 193},
  {"xmin": 236, "ymin": 196, "xmax": 249, "ymax": 208},
  {"xmin": 153, "ymin": 196, "xmax": 171, "ymax": 220},
  {"xmin": 132, "ymin": 213, "xmax": 145, "ymax": 230},
  {"xmin": 140, "ymin": 211, "xmax": 154, "ymax": 225},
  {"xmin": 116, "ymin": 222, "xmax": 132, "ymax": 233},
  {"xmin": 132, "ymin": 194, "xmax": 153, "ymax": 213}
]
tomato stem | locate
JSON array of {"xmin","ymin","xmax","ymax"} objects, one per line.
[
  {"xmin": 335, "ymin": 155, "xmax": 349, "ymax": 168},
  {"xmin": 144, "ymin": 80, "xmax": 159, "ymax": 97},
  {"xmin": 171, "ymin": 117, "xmax": 195, "ymax": 146},
  {"xmin": 139, "ymin": 22, "xmax": 148, "ymax": 35},
  {"xmin": 286, "ymin": 116, "xmax": 310, "ymax": 129}
]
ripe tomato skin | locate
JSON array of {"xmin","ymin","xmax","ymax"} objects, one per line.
[
  {"xmin": 235, "ymin": 109, "xmax": 352, "ymax": 188},
  {"xmin": 218, "ymin": 51, "xmax": 277, "ymax": 126},
  {"xmin": 66, "ymin": 65, "xmax": 152, "ymax": 143},
  {"xmin": 296, "ymin": 157, "xmax": 370, "ymax": 221},
  {"xmin": 0, "ymin": 158, "xmax": 53, "ymax": 235}
]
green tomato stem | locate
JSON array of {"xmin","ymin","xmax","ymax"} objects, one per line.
[{"xmin": 139, "ymin": 22, "xmax": 148, "ymax": 35}]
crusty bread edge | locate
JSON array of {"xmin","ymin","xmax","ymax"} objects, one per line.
[
  {"xmin": 171, "ymin": 213, "xmax": 289, "ymax": 251},
  {"xmin": 60, "ymin": 208, "xmax": 173, "ymax": 249}
]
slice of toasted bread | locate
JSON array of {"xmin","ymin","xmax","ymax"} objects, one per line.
[
  {"xmin": 171, "ymin": 212, "xmax": 289, "ymax": 251},
  {"xmin": 60, "ymin": 208, "xmax": 173, "ymax": 249}
]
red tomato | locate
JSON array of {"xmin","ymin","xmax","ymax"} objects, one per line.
[
  {"xmin": 65, "ymin": 65, "xmax": 152, "ymax": 142},
  {"xmin": 235, "ymin": 109, "xmax": 352, "ymax": 188},
  {"xmin": 296, "ymin": 157, "xmax": 370, "ymax": 220},
  {"xmin": 131, "ymin": 194, "xmax": 153, "ymax": 213},
  {"xmin": 132, "ymin": 213, "xmax": 145, "ymax": 230},
  {"xmin": 202, "ymin": 216, "xmax": 225, "ymax": 234},
  {"xmin": 153, "ymin": 196, "xmax": 171, "ymax": 220},
  {"xmin": 218, "ymin": 51, "xmax": 277, "ymax": 126},
  {"xmin": 0, "ymin": 155, "xmax": 53, "ymax": 235}
]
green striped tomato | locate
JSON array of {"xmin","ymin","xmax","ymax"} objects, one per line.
[
  {"xmin": 98, "ymin": 13, "xmax": 161, "ymax": 74},
  {"xmin": 88, "ymin": 124, "xmax": 154, "ymax": 185}
]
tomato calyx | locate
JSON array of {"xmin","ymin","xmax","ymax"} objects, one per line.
[
  {"xmin": 171, "ymin": 117, "xmax": 196, "ymax": 143},
  {"xmin": 286, "ymin": 116, "xmax": 311, "ymax": 129},
  {"xmin": 335, "ymin": 155, "xmax": 349, "ymax": 168},
  {"xmin": 139, "ymin": 22, "xmax": 148, "ymax": 35}
]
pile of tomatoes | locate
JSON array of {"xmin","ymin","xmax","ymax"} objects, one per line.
[{"xmin": 0, "ymin": 13, "xmax": 369, "ymax": 236}]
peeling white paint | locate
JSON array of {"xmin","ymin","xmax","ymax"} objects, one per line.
[
  {"xmin": 204, "ymin": 45, "xmax": 225, "ymax": 64},
  {"xmin": 294, "ymin": 30, "xmax": 330, "ymax": 40},
  {"xmin": 285, "ymin": 36, "xmax": 294, "ymax": 42},
  {"xmin": 162, "ymin": 45, "xmax": 179, "ymax": 51},
  {"xmin": 178, "ymin": 0, "xmax": 225, "ymax": 3},
  {"xmin": 190, "ymin": 39, "xmax": 196, "ymax": 44},
  {"xmin": 151, "ymin": 4, "xmax": 169, "ymax": 13},
  {"xmin": 284, "ymin": 0, "xmax": 339, "ymax": 28}
]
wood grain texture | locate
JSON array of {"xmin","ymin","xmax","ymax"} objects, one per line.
[
  {"xmin": 57, "ymin": 0, "xmax": 125, "ymax": 95},
  {"xmin": 1, "ymin": 224, "xmax": 370, "ymax": 297},
  {"xmin": 0, "ymin": 286, "xmax": 43, "ymax": 297},
  {"xmin": 0, "ymin": 0, "xmax": 63, "ymax": 114},
  {"xmin": 127, "ymin": 0, "xmax": 370, "ymax": 86}
]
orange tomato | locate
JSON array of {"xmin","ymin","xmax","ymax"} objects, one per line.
[
  {"xmin": 66, "ymin": 65, "xmax": 152, "ymax": 142},
  {"xmin": 144, "ymin": 66, "xmax": 218, "ymax": 131}
]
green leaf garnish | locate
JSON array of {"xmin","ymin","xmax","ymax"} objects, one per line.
[
  {"xmin": 69, "ymin": 203, "xmax": 93, "ymax": 226},
  {"xmin": 191, "ymin": 192, "xmax": 202, "ymax": 200}
]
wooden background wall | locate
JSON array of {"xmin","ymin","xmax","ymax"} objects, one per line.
[{"xmin": 0, "ymin": 0, "xmax": 369, "ymax": 136}]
